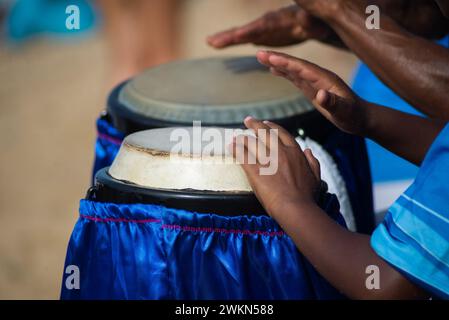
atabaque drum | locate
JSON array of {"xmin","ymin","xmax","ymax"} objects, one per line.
[
  {"xmin": 94, "ymin": 56, "xmax": 374, "ymax": 233},
  {"xmin": 62, "ymin": 127, "xmax": 346, "ymax": 300}
]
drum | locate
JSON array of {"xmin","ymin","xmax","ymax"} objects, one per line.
[
  {"xmin": 94, "ymin": 56, "xmax": 374, "ymax": 233},
  {"xmin": 62, "ymin": 128, "xmax": 346, "ymax": 300}
]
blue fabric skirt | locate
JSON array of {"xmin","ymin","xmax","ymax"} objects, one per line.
[
  {"xmin": 91, "ymin": 117, "xmax": 124, "ymax": 183},
  {"xmin": 61, "ymin": 195, "xmax": 345, "ymax": 300}
]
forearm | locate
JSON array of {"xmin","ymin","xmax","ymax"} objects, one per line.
[
  {"xmin": 361, "ymin": 100, "xmax": 445, "ymax": 165},
  {"xmin": 378, "ymin": 0, "xmax": 449, "ymax": 39},
  {"xmin": 273, "ymin": 201, "xmax": 426, "ymax": 299},
  {"xmin": 315, "ymin": 0, "xmax": 449, "ymax": 49},
  {"xmin": 323, "ymin": 2, "xmax": 449, "ymax": 119}
]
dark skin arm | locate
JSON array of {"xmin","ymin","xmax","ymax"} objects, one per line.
[
  {"xmin": 294, "ymin": 0, "xmax": 449, "ymax": 119},
  {"xmin": 207, "ymin": 1, "xmax": 449, "ymax": 49},
  {"xmin": 230, "ymin": 50, "xmax": 445, "ymax": 297},
  {"xmin": 208, "ymin": 1, "xmax": 449, "ymax": 119}
]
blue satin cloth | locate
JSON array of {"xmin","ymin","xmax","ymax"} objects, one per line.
[
  {"xmin": 371, "ymin": 124, "xmax": 449, "ymax": 299},
  {"xmin": 61, "ymin": 194, "xmax": 346, "ymax": 300},
  {"xmin": 92, "ymin": 116, "xmax": 374, "ymax": 233},
  {"xmin": 92, "ymin": 117, "xmax": 124, "ymax": 184}
]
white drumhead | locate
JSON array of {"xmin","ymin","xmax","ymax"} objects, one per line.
[{"xmin": 109, "ymin": 127, "xmax": 253, "ymax": 192}]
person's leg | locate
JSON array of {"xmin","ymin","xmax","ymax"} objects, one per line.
[
  {"xmin": 97, "ymin": 0, "xmax": 179, "ymax": 87},
  {"xmin": 97, "ymin": 0, "xmax": 139, "ymax": 85},
  {"xmin": 134, "ymin": 0, "xmax": 178, "ymax": 70}
]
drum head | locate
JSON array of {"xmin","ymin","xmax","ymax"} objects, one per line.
[
  {"xmin": 109, "ymin": 127, "xmax": 255, "ymax": 192},
  {"xmin": 107, "ymin": 56, "xmax": 316, "ymax": 133}
]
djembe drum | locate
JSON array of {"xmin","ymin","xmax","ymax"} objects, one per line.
[
  {"xmin": 62, "ymin": 127, "xmax": 346, "ymax": 300},
  {"xmin": 93, "ymin": 56, "xmax": 374, "ymax": 233}
]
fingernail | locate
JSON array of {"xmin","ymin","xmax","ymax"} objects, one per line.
[
  {"xmin": 263, "ymin": 120, "xmax": 270, "ymax": 124},
  {"xmin": 244, "ymin": 116, "xmax": 253, "ymax": 122}
]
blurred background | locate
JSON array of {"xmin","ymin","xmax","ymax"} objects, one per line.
[{"xmin": 0, "ymin": 0, "xmax": 357, "ymax": 299}]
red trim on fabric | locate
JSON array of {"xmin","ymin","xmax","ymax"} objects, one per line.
[
  {"xmin": 161, "ymin": 224, "xmax": 284, "ymax": 237},
  {"xmin": 80, "ymin": 214, "xmax": 161, "ymax": 224},
  {"xmin": 80, "ymin": 214, "xmax": 283, "ymax": 236},
  {"xmin": 98, "ymin": 132, "xmax": 122, "ymax": 146}
]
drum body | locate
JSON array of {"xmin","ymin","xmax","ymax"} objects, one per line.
[{"xmin": 93, "ymin": 56, "xmax": 374, "ymax": 233}]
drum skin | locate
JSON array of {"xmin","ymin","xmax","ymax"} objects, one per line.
[{"xmin": 61, "ymin": 195, "xmax": 346, "ymax": 300}]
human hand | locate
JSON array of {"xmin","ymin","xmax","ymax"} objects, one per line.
[
  {"xmin": 256, "ymin": 50, "xmax": 369, "ymax": 135},
  {"xmin": 230, "ymin": 117, "xmax": 321, "ymax": 218},
  {"xmin": 207, "ymin": 5, "xmax": 333, "ymax": 49}
]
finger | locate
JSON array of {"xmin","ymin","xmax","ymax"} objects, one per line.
[
  {"xmin": 269, "ymin": 67, "xmax": 299, "ymax": 84},
  {"xmin": 228, "ymin": 138, "xmax": 264, "ymax": 197},
  {"xmin": 243, "ymin": 116, "xmax": 273, "ymax": 150},
  {"xmin": 304, "ymin": 148, "xmax": 321, "ymax": 181},
  {"xmin": 229, "ymin": 135, "xmax": 260, "ymax": 173},
  {"xmin": 259, "ymin": 53, "xmax": 320, "ymax": 101},
  {"xmin": 207, "ymin": 18, "xmax": 263, "ymax": 48},
  {"xmin": 207, "ymin": 28, "xmax": 242, "ymax": 48},
  {"xmin": 256, "ymin": 50, "xmax": 270, "ymax": 67},
  {"xmin": 263, "ymin": 51, "xmax": 337, "ymax": 90},
  {"xmin": 233, "ymin": 19, "xmax": 263, "ymax": 41},
  {"xmin": 269, "ymin": 53, "xmax": 324, "ymax": 81},
  {"xmin": 316, "ymin": 89, "xmax": 344, "ymax": 113},
  {"xmin": 270, "ymin": 67, "xmax": 288, "ymax": 78},
  {"xmin": 314, "ymin": 89, "xmax": 358, "ymax": 128},
  {"xmin": 261, "ymin": 120, "xmax": 297, "ymax": 147}
]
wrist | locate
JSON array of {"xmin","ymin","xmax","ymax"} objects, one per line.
[
  {"xmin": 268, "ymin": 197, "xmax": 319, "ymax": 220},
  {"xmin": 315, "ymin": 0, "xmax": 346, "ymax": 22},
  {"xmin": 359, "ymin": 99, "xmax": 377, "ymax": 137},
  {"xmin": 320, "ymin": 0, "xmax": 365, "ymax": 26}
]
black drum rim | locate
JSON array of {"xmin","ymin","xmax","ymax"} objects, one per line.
[{"xmin": 87, "ymin": 167, "xmax": 268, "ymax": 216}]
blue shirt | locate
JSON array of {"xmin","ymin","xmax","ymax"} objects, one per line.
[{"xmin": 371, "ymin": 124, "xmax": 449, "ymax": 299}]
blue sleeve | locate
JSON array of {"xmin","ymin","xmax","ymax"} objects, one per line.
[{"xmin": 371, "ymin": 124, "xmax": 449, "ymax": 299}]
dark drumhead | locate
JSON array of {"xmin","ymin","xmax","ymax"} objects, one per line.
[{"xmin": 87, "ymin": 168, "xmax": 268, "ymax": 216}]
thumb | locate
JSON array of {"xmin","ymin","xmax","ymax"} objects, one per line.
[
  {"xmin": 314, "ymin": 89, "xmax": 362, "ymax": 135},
  {"xmin": 315, "ymin": 89, "xmax": 339, "ymax": 112},
  {"xmin": 304, "ymin": 148, "xmax": 321, "ymax": 181}
]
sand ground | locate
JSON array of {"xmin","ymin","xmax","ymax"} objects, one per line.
[{"xmin": 0, "ymin": 0, "xmax": 356, "ymax": 299}]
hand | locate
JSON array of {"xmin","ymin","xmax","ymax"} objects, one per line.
[
  {"xmin": 230, "ymin": 117, "xmax": 321, "ymax": 218},
  {"xmin": 256, "ymin": 50, "xmax": 369, "ymax": 135},
  {"xmin": 207, "ymin": 5, "xmax": 333, "ymax": 49}
]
